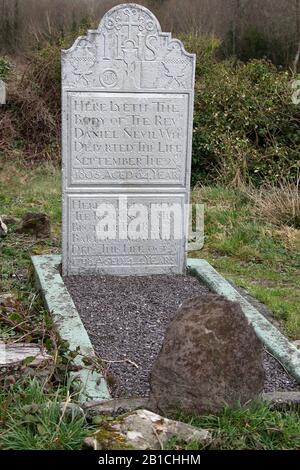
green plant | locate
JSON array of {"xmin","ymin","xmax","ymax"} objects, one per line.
[
  {"xmin": 168, "ymin": 403, "xmax": 300, "ymax": 450},
  {"xmin": 0, "ymin": 379, "xmax": 91, "ymax": 450},
  {"xmin": 181, "ymin": 34, "xmax": 221, "ymax": 77},
  {"xmin": 0, "ymin": 57, "xmax": 11, "ymax": 81},
  {"xmin": 191, "ymin": 58, "xmax": 300, "ymax": 186}
]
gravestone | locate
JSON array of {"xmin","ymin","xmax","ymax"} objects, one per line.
[
  {"xmin": 62, "ymin": 3, "xmax": 195, "ymax": 276},
  {"xmin": 0, "ymin": 80, "xmax": 6, "ymax": 105}
]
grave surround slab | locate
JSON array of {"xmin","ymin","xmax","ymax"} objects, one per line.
[
  {"xmin": 62, "ymin": 3, "xmax": 195, "ymax": 275},
  {"xmin": 32, "ymin": 255, "xmax": 300, "ymax": 402}
]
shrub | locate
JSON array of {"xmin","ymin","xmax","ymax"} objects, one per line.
[
  {"xmin": 0, "ymin": 23, "xmax": 97, "ymax": 162},
  {"xmin": 190, "ymin": 58, "xmax": 300, "ymax": 186},
  {"xmin": 180, "ymin": 34, "xmax": 221, "ymax": 77}
]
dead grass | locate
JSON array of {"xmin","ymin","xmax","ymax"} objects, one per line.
[{"xmin": 246, "ymin": 179, "xmax": 300, "ymax": 229}]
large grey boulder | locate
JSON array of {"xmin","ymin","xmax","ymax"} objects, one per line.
[{"xmin": 149, "ymin": 294, "xmax": 265, "ymax": 415}]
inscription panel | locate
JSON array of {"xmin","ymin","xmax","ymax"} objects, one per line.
[
  {"xmin": 69, "ymin": 92, "xmax": 189, "ymax": 186},
  {"xmin": 67, "ymin": 194, "xmax": 186, "ymax": 275}
]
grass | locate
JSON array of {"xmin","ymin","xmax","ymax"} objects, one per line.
[
  {"xmin": 0, "ymin": 157, "xmax": 91, "ymax": 450},
  {"xmin": 0, "ymin": 379, "xmax": 92, "ymax": 450},
  {"xmin": 167, "ymin": 403, "xmax": 300, "ymax": 450},
  {"xmin": 191, "ymin": 186, "xmax": 300, "ymax": 338},
  {"xmin": 1, "ymin": 157, "xmax": 299, "ymax": 338},
  {"xmin": 0, "ymin": 156, "xmax": 300, "ymax": 450},
  {"xmin": 0, "ymin": 158, "xmax": 61, "ymax": 344}
]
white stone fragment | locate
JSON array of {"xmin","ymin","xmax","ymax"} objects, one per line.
[
  {"xmin": 0, "ymin": 80, "xmax": 6, "ymax": 105},
  {"xmin": 84, "ymin": 409, "xmax": 211, "ymax": 450}
]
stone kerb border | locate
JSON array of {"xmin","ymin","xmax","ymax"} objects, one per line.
[
  {"xmin": 32, "ymin": 255, "xmax": 300, "ymax": 402},
  {"xmin": 31, "ymin": 255, "xmax": 110, "ymax": 402}
]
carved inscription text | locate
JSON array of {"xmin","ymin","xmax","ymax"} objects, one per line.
[{"xmin": 69, "ymin": 93, "xmax": 188, "ymax": 185}]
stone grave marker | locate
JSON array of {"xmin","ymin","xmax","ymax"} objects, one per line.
[
  {"xmin": 0, "ymin": 80, "xmax": 6, "ymax": 105},
  {"xmin": 62, "ymin": 3, "xmax": 195, "ymax": 276}
]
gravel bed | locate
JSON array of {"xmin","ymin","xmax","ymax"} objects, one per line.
[{"xmin": 64, "ymin": 274, "xmax": 299, "ymax": 397}]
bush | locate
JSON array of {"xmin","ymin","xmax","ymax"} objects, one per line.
[
  {"xmin": 180, "ymin": 34, "xmax": 221, "ymax": 77},
  {"xmin": 222, "ymin": 27, "xmax": 296, "ymax": 70},
  {"xmin": 0, "ymin": 24, "xmax": 97, "ymax": 161},
  {"xmin": 190, "ymin": 57, "xmax": 300, "ymax": 186}
]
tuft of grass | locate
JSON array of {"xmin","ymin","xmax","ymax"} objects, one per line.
[
  {"xmin": 168, "ymin": 403, "xmax": 300, "ymax": 450},
  {"xmin": 0, "ymin": 379, "xmax": 91, "ymax": 450},
  {"xmin": 246, "ymin": 179, "xmax": 300, "ymax": 229}
]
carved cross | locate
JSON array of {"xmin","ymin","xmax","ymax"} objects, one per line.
[{"xmin": 120, "ymin": 9, "xmax": 142, "ymax": 41}]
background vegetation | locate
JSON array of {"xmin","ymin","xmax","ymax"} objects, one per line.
[
  {"xmin": 1, "ymin": 0, "xmax": 300, "ymax": 72},
  {"xmin": 1, "ymin": 1, "xmax": 300, "ymax": 187},
  {"xmin": 1, "ymin": 35, "xmax": 300, "ymax": 188}
]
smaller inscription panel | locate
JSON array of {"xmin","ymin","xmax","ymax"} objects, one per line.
[
  {"xmin": 66, "ymin": 194, "xmax": 186, "ymax": 275},
  {"xmin": 68, "ymin": 92, "xmax": 189, "ymax": 187}
]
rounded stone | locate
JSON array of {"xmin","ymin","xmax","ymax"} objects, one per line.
[{"xmin": 149, "ymin": 294, "xmax": 265, "ymax": 415}]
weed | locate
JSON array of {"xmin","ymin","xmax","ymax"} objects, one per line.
[
  {"xmin": 168, "ymin": 403, "xmax": 300, "ymax": 450},
  {"xmin": 0, "ymin": 379, "xmax": 91, "ymax": 450}
]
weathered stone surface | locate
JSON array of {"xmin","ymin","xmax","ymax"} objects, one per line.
[
  {"xmin": 262, "ymin": 391, "xmax": 300, "ymax": 410},
  {"xmin": 83, "ymin": 397, "xmax": 150, "ymax": 417},
  {"xmin": 83, "ymin": 409, "xmax": 211, "ymax": 450},
  {"xmin": 0, "ymin": 80, "xmax": 6, "ymax": 105},
  {"xmin": 61, "ymin": 3, "xmax": 195, "ymax": 276},
  {"xmin": 0, "ymin": 293, "xmax": 16, "ymax": 306},
  {"xmin": 17, "ymin": 212, "xmax": 51, "ymax": 238},
  {"xmin": 149, "ymin": 294, "xmax": 265, "ymax": 415},
  {"xmin": 0, "ymin": 341, "xmax": 52, "ymax": 367}
]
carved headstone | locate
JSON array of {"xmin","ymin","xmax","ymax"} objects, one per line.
[
  {"xmin": 62, "ymin": 3, "xmax": 195, "ymax": 275},
  {"xmin": 0, "ymin": 80, "xmax": 6, "ymax": 105}
]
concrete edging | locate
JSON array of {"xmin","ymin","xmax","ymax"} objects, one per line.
[
  {"xmin": 32, "ymin": 254, "xmax": 300, "ymax": 403},
  {"xmin": 188, "ymin": 258, "xmax": 300, "ymax": 383},
  {"xmin": 31, "ymin": 254, "xmax": 111, "ymax": 403}
]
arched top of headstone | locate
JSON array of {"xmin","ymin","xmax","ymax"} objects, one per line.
[
  {"xmin": 97, "ymin": 3, "xmax": 162, "ymax": 35},
  {"xmin": 62, "ymin": 3, "xmax": 195, "ymax": 91}
]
